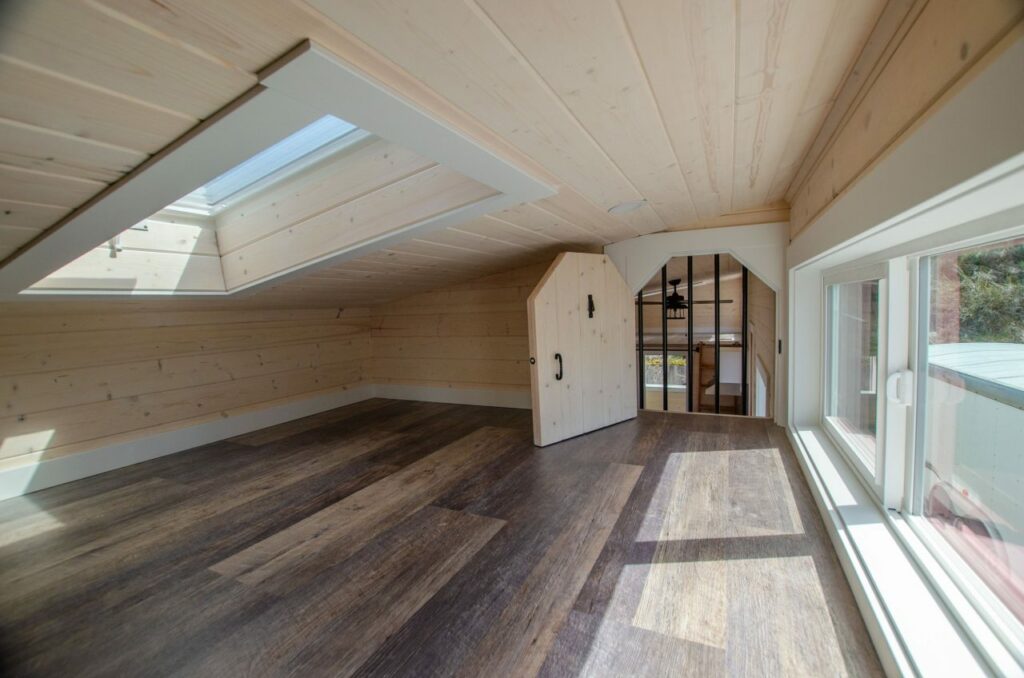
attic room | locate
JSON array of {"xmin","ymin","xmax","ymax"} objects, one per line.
[{"xmin": 0, "ymin": 0, "xmax": 1022, "ymax": 675}]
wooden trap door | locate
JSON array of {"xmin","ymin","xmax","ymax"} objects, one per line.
[{"xmin": 527, "ymin": 252, "xmax": 637, "ymax": 446}]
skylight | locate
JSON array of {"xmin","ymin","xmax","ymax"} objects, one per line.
[{"xmin": 169, "ymin": 115, "xmax": 359, "ymax": 216}]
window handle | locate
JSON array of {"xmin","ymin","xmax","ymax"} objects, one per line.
[{"xmin": 886, "ymin": 370, "xmax": 913, "ymax": 406}]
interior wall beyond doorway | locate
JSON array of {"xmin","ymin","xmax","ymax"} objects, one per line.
[{"xmin": 637, "ymin": 254, "xmax": 775, "ymax": 417}]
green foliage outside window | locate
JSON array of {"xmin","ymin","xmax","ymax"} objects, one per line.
[
  {"xmin": 955, "ymin": 242, "xmax": 1024, "ymax": 344},
  {"xmin": 644, "ymin": 355, "xmax": 686, "ymax": 368},
  {"xmin": 932, "ymin": 240, "xmax": 1024, "ymax": 344}
]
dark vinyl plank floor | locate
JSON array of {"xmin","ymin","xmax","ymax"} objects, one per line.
[{"xmin": 0, "ymin": 399, "xmax": 881, "ymax": 677}]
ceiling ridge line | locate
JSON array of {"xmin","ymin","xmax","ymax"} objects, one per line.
[
  {"xmin": 462, "ymin": 0, "xmax": 659, "ymax": 224},
  {"xmin": 611, "ymin": 0, "xmax": 702, "ymax": 224}
]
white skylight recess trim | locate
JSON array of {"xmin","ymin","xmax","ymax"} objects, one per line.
[
  {"xmin": 0, "ymin": 40, "xmax": 556, "ymax": 299},
  {"xmin": 170, "ymin": 115, "xmax": 358, "ymax": 216}
]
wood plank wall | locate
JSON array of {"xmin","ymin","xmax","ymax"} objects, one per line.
[
  {"xmin": 788, "ymin": 0, "xmax": 1024, "ymax": 236},
  {"xmin": 367, "ymin": 262, "xmax": 549, "ymax": 396},
  {"xmin": 747, "ymin": 273, "xmax": 776, "ymax": 417},
  {"xmin": 0, "ymin": 304, "xmax": 370, "ymax": 471},
  {"xmin": 0, "ymin": 261, "xmax": 547, "ymax": 476}
]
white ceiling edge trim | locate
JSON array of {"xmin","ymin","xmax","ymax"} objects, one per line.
[
  {"xmin": 226, "ymin": 191, "xmax": 517, "ymax": 297},
  {"xmin": 14, "ymin": 192, "xmax": 517, "ymax": 300},
  {"xmin": 0, "ymin": 86, "xmax": 318, "ymax": 298},
  {"xmin": 603, "ymin": 221, "xmax": 788, "ymax": 294},
  {"xmin": 0, "ymin": 39, "xmax": 556, "ymax": 300},
  {"xmin": 788, "ymin": 32, "xmax": 1024, "ymax": 270},
  {"xmin": 262, "ymin": 42, "xmax": 555, "ymax": 201}
]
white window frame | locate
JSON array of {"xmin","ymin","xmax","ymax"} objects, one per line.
[
  {"xmin": 900, "ymin": 231, "xmax": 1024, "ymax": 666},
  {"xmin": 811, "ymin": 215, "xmax": 1024, "ymax": 673},
  {"xmin": 821, "ymin": 260, "xmax": 910, "ymax": 508}
]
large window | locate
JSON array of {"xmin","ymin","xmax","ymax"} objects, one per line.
[
  {"xmin": 915, "ymin": 237, "xmax": 1024, "ymax": 629},
  {"xmin": 820, "ymin": 232, "xmax": 1024, "ymax": 662},
  {"xmin": 643, "ymin": 352, "xmax": 687, "ymax": 390},
  {"xmin": 825, "ymin": 278, "xmax": 882, "ymax": 476}
]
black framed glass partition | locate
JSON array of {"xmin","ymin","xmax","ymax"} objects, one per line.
[{"xmin": 635, "ymin": 254, "xmax": 775, "ymax": 416}]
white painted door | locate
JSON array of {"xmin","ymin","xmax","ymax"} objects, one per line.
[{"xmin": 528, "ymin": 252, "xmax": 637, "ymax": 446}]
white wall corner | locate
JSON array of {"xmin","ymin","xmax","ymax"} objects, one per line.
[{"xmin": 603, "ymin": 221, "xmax": 788, "ymax": 295}]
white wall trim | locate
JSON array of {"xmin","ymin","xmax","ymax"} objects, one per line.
[
  {"xmin": 0, "ymin": 384, "xmax": 375, "ymax": 501},
  {"xmin": 374, "ymin": 383, "xmax": 531, "ymax": 410},
  {"xmin": 2, "ymin": 40, "xmax": 556, "ymax": 299},
  {"xmin": 786, "ymin": 425, "xmax": 1020, "ymax": 676},
  {"xmin": 0, "ymin": 381, "xmax": 532, "ymax": 500},
  {"xmin": 788, "ymin": 32, "xmax": 1024, "ymax": 269},
  {"xmin": 603, "ymin": 222, "xmax": 788, "ymax": 295}
]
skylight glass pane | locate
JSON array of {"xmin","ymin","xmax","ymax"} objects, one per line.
[{"xmin": 174, "ymin": 115, "xmax": 357, "ymax": 212}]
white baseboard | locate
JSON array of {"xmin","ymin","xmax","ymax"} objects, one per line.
[
  {"xmin": 0, "ymin": 382, "xmax": 532, "ymax": 500},
  {"xmin": 375, "ymin": 383, "xmax": 531, "ymax": 409},
  {"xmin": 0, "ymin": 384, "xmax": 375, "ymax": 501}
]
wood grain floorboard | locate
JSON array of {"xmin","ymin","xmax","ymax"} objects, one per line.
[
  {"xmin": 456, "ymin": 462, "xmax": 642, "ymax": 677},
  {"xmin": 0, "ymin": 402, "xmax": 881, "ymax": 676},
  {"xmin": 182, "ymin": 506, "xmax": 504, "ymax": 677},
  {"xmin": 210, "ymin": 426, "xmax": 523, "ymax": 591}
]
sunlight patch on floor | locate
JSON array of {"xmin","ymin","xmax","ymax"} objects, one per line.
[
  {"xmin": 633, "ymin": 556, "xmax": 845, "ymax": 674},
  {"xmin": 641, "ymin": 448, "xmax": 804, "ymax": 542},
  {"xmin": 0, "ymin": 506, "xmax": 65, "ymax": 548}
]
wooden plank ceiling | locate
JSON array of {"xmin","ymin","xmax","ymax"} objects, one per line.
[{"xmin": 0, "ymin": 0, "xmax": 888, "ymax": 307}]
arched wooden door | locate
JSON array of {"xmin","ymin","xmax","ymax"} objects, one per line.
[{"xmin": 527, "ymin": 252, "xmax": 637, "ymax": 446}]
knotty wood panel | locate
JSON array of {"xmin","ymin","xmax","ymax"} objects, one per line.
[
  {"xmin": 0, "ymin": 304, "xmax": 370, "ymax": 467},
  {"xmin": 368, "ymin": 262, "xmax": 547, "ymax": 394},
  {"xmin": 789, "ymin": 0, "xmax": 1024, "ymax": 234},
  {"xmin": 214, "ymin": 138, "xmax": 434, "ymax": 255},
  {"xmin": 220, "ymin": 165, "xmax": 498, "ymax": 290},
  {"xmin": 0, "ymin": 0, "xmax": 888, "ymax": 304},
  {"xmin": 749, "ymin": 272, "xmax": 776, "ymax": 417},
  {"xmin": 31, "ymin": 248, "xmax": 225, "ymax": 293},
  {"xmin": 19, "ymin": 217, "xmax": 224, "ymax": 292},
  {"xmin": 528, "ymin": 253, "xmax": 637, "ymax": 446}
]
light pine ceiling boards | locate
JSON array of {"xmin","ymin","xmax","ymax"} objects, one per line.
[{"xmin": 0, "ymin": 0, "xmax": 891, "ymax": 307}]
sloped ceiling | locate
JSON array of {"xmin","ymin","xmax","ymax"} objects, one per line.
[{"xmin": 0, "ymin": 0, "xmax": 890, "ymax": 307}]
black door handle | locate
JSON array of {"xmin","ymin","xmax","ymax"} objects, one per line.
[{"xmin": 555, "ymin": 353, "xmax": 563, "ymax": 381}]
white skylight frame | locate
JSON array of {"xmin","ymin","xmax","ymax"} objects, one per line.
[
  {"xmin": 0, "ymin": 40, "xmax": 556, "ymax": 298},
  {"xmin": 167, "ymin": 116, "xmax": 363, "ymax": 217}
]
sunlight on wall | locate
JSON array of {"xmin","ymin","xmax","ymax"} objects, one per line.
[
  {"xmin": 1, "ymin": 429, "xmax": 56, "ymax": 458},
  {"xmin": 28, "ymin": 220, "xmax": 222, "ymax": 294}
]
